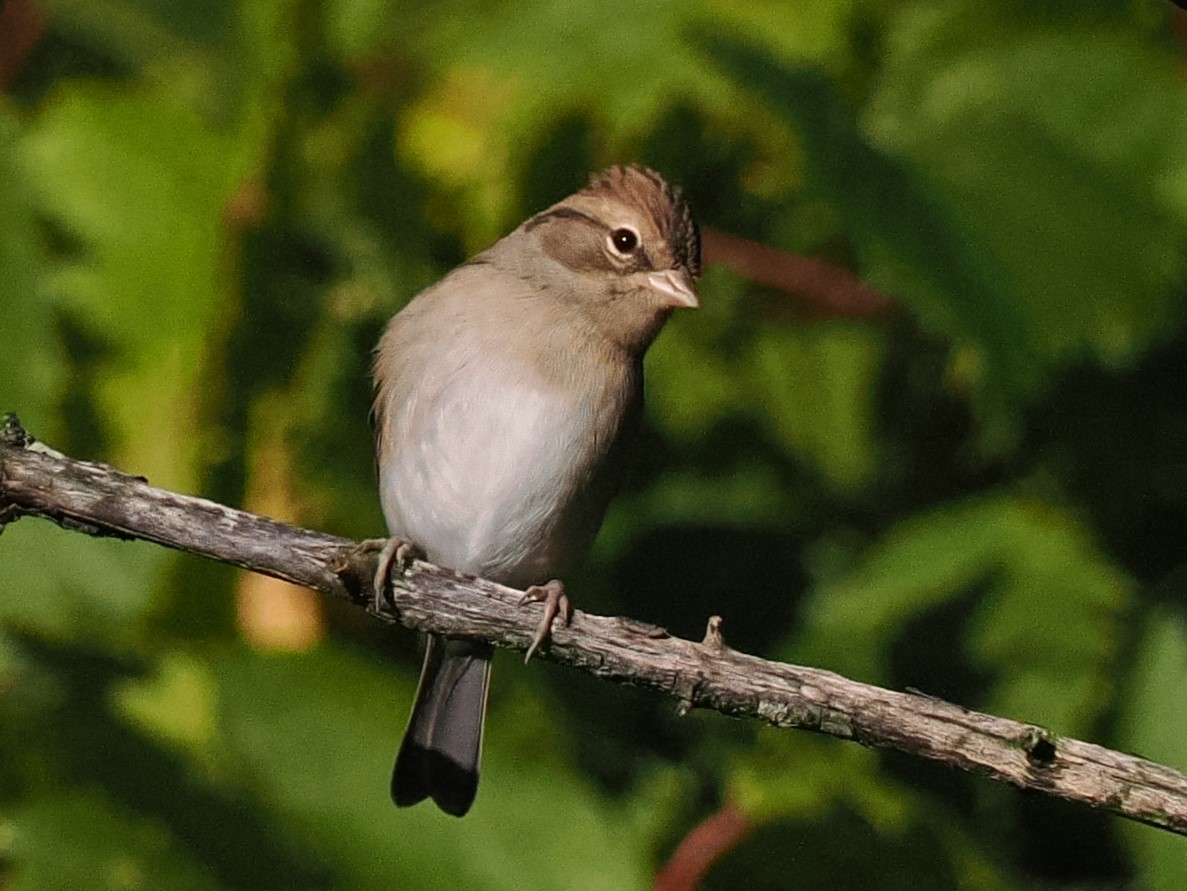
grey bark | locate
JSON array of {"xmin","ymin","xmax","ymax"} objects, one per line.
[{"xmin": 2, "ymin": 413, "xmax": 1185, "ymax": 836}]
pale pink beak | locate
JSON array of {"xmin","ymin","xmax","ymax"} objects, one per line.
[{"xmin": 646, "ymin": 268, "xmax": 699, "ymax": 309}]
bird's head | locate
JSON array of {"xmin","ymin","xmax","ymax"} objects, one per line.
[{"xmin": 519, "ymin": 165, "xmax": 701, "ymax": 353}]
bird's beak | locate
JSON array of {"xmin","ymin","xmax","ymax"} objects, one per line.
[{"xmin": 645, "ymin": 268, "xmax": 699, "ymax": 309}]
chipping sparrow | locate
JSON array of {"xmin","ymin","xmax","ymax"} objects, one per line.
[{"xmin": 373, "ymin": 165, "xmax": 700, "ymax": 816}]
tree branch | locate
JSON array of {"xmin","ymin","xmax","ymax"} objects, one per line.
[{"xmin": 2, "ymin": 413, "xmax": 1186, "ymax": 837}]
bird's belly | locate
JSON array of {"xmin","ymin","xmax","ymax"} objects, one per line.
[{"xmin": 379, "ymin": 381, "xmax": 592, "ymax": 587}]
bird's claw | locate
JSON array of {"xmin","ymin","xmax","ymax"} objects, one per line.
[
  {"xmin": 370, "ymin": 536, "xmax": 425, "ymax": 611},
  {"xmin": 519, "ymin": 579, "xmax": 572, "ymax": 663}
]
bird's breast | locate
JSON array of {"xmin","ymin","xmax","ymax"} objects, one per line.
[{"xmin": 377, "ymin": 347, "xmax": 633, "ymax": 588}]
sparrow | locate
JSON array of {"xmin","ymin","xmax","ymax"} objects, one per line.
[{"xmin": 372, "ymin": 165, "xmax": 700, "ymax": 816}]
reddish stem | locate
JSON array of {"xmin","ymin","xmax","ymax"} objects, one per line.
[
  {"xmin": 654, "ymin": 800, "xmax": 756, "ymax": 891},
  {"xmin": 0, "ymin": 0, "xmax": 46, "ymax": 91},
  {"xmin": 703, "ymin": 227, "xmax": 895, "ymax": 320},
  {"xmin": 1173, "ymin": 7, "xmax": 1187, "ymax": 72}
]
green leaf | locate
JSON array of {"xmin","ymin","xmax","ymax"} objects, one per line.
[
  {"xmin": 726, "ymin": 728, "xmax": 1019, "ymax": 890},
  {"xmin": 868, "ymin": 4, "xmax": 1187, "ymax": 378},
  {"xmin": 702, "ymin": 16, "xmax": 1187, "ymax": 444},
  {"xmin": 645, "ymin": 266, "xmax": 748, "ymax": 443},
  {"xmin": 38, "ymin": 0, "xmax": 234, "ymax": 67},
  {"xmin": 113, "ymin": 650, "xmax": 219, "ymax": 756},
  {"xmin": 0, "ymin": 106, "xmax": 58, "ymax": 433},
  {"xmin": 2, "ymin": 791, "xmax": 219, "ymax": 891},
  {"xmin": 212, "ymin": 644, "xmax": 651, "ymax": 890},
  {"xmin": 646, "ymin": 267, "xmax": 881, "ymax": 490},
  {"xmin": 22, "ymin": 83, "xmax": 253, "ymax": 488},
  {"xmin": 732, "ymin": 729, "xmax": 910, "ymax": 826},
  {"xmin": 382, "ymin": 0, "xmax": 857, "ymax": 245},
  {"xmin": 797, "ymin": 495, "xmax": 1130, "ymax": 734},
  {"xmin": 1118, "ymin": 612, "xmax": 1187, "ymax": 891},
  {"xmin": 0, "ymin": 522, "xmax": 165, "ymax": 640},
  {"xmin": 742, "ymin": 321, "xmax": 881, "ymax": 489}
]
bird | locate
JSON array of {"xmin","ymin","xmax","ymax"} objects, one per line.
[{"xmin": 372, "ymin": 165, "xmax": 700, "ymax": 817}]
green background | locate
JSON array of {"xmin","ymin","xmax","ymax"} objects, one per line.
[{"xmin": 3, "ymin": 0, "xmax": 1187, "ymax": 887}]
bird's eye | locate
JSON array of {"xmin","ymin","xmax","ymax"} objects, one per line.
[{"xmin": 610, "ymin": 227, "xmax": 639, "ymax": 254}]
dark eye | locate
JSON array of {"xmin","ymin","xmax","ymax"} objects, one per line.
[{"xmin": 610, "ymin": 227, "xmax": 639, "ymax": 254}]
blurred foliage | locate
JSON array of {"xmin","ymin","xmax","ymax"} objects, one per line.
[{"xmin": 2, "ymin": 0, "xmax": 1187, "ymax": 888}]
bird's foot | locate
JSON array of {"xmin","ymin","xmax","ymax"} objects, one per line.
[
  {"xmin": 519, "ymin": 579, "xmax": 572, "ymax": 663},
  {"xmin": 367, "ymin": 536, "xmax": 425, "ymax": 612}
]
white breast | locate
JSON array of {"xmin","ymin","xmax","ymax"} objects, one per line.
[{"xmin": 378, "ymin": 342, "xmax": 598, "ymax": 587}]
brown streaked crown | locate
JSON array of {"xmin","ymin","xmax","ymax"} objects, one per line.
[{"xmin": 580, "ymin": 165, "xmax": 701, "ymax": 279}]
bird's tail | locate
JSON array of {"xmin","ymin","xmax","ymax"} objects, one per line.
[{"xmin": 392, "ymin": 635, "xmax": 493, "ymax": 817}]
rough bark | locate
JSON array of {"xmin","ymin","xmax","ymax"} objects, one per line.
[{"xmin": 2, "ymin": 413, "xmax": 1186, "ymax": 837}]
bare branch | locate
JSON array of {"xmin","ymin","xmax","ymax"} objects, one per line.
[{"xmin": 2, "ymin": 413, "xmax": 1186, "ymax": 836}]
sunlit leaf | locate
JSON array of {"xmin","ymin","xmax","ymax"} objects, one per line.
[
  {"xmin": 3, "ymin": 791, "xmax": 219, "ymax": 891},
  {"xmin": 0, "ymin": 107, "xmax": 58, "ymax": 433},
  {"xmin": 22, "ymin": 83, "xmax": 254, "ymax": 488},
  {"xmin": 213, "ymin": 644, "xmax": 651, "ymax": 890},
  {"xmin": 1118, "ymin": 612, "xmax": 1187, "ymax": 891},
  {"xmin": 0, "ymin": 522, "xmax": 165, "ymax": 639},
  {"xmin": 868, "ymin": 3, "xmax": 1187, "ymax": 381},
  {"xmin": 113, "ymin": 650, "xmax": 219, "ymax": 756},
  {"xmin": 702, "ymin": 16, "xmax": 1187, "ymax": 444},
  {"xmin": 797, "ymin": 495, "xmax": 1130, "ymax": 734},
  {"xmin": 743, "ymin": 321, "xmax": 881, "ymax": 488},
  {"xmin": 725, "ymin": 728, "xmax": 1017, "ymax": 890}
]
